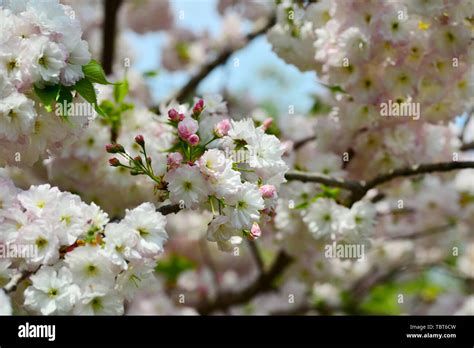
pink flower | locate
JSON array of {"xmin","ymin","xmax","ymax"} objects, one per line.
[
  {"xmin": 259, "ymin": 184, "xmax": 277, "ymax": 199},
  {"xmin": 105, "ymin": 143, "xmax": 124, "ymax": 154},
  {"xmin": 178, "ymin": 118, "xmax": 199, "ymax": 140},
  {"xmin": 249, "ymin": 223, "xmax": 261, "ymax": 240},
  {"xmin": 214, "ymin": 118, "xmax": 231, "ymax": 137},
  {"xmin": 262, "ymin": 118, "xmax": 273, "ymax": 131},
  {"xmin": 168, "ymin": 108, "xmax": 185, "ymax": 122},
  {"xmin": 187, "ymin": 134, "xmax": 200, "ymax": 146},
  {"xmin": 134, "ymin": 134, "xmax": 145, "ymax": 146},
  {"xmin": 167, "ymin": 152, "xmax": 183, "ymax": 169},
  {"xmin": 192, "ymin": 99, "xmax": 204, "ymax": 117},
  {"xmin": 108, "ymin": 158, "xmax": 120, "ymax": 167}
]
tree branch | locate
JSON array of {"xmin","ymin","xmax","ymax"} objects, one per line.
[
  {"xmin": 286, "ymin": 161, "xmax": 474, "ymax": 203},
  {"xmin": 361, "ymin": 161, "xmax": 474, "ymax": 191},
  {"xmin": 3, "ymin": 270, "xmax": 34, "ymax": 294},
  {"xmin": 293, "ymin": 135, "xmax": 316, "ymax": 150},
  {"xmin": 168, "ymin": 14, "xmax": 276, "ymax": 104},
  {"xmin": 461, "ymin": 141, "xmax": 474, "ymax": 151},
  {"xmin": 386, "ymin": 223, "xmax": 455, "ymax": 240},
  {"xmin": 102, "ymin": 0, "xmax": 123, "ymax": 75},
  {"xmin": 285, "ymin": 171, "xmax": 364, "ymax": 193},
  {"xmin": 157, "ymin": 204, "xmax": 181, "ymax": 215},
  {"xmin": 460, "ymin": 106, "xmax": 474, "ymax": 142},
  {"xmin": 247, "ymin": 240, "xmax": 264, "ymax": 274},
  {"xmin": 194, "ymin": 250, "xmax": 293, "ymax": 315}
]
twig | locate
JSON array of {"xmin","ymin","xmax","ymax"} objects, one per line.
[
  {"xmin": 195, "ymin": 250, "xmax": 293, "ymax": 315},
  {"xmin": 460, "ymin": 106, "xmax": 474, "ymax": 142},
  {"xmin": 247, "ymin": 240, "xmax": 264, "ymax": 274},
  {"xmin": 293, "ymin": 135, "xmax": 316, "ymax": 150},
  {"xmin": 460, "ymin": 141, "xmax": 474, "ymax": 151},
  {"xmin": 3, "ymin": 270, "xmax": 33, "ymax": 294},
  {"xmin": 285, "ymin": 171, "xmax": 364, "ymax": 193},
  {"xmin": 102, "ymin": 0, "xmax": 123, "ymax": 75},
  {"xmin": 285, "ymin": 161, "xmax": 474, "ymax": 203},
  {"xmin": 166, "ymin": 14, "xmax": 276, "ymax": 104},
  {"xmin": 358, "ymin": 161, "xmax": 474, "ymax": 196},
  {"xmin": 157, "ymin": 204, "xmax": 181, "ymax": 215},
  {"xmin": 386, "ymin": 223, "xmax": 455, "ymax": 240}
]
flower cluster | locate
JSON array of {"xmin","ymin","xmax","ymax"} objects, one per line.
[
  {"xmin": 45, "ymin": 104, "xmax": 174, "ymax": 216},
  {"xmin": 108, "ymin": 99, "xmax": 289, "ymax": 251},
  {"xmin": 303, "ymin": 199, "xmax": 376, "ymax": 240},
  {"xmin": 268, "ymin": 0, "xmax": 473, "ymax": 177},
  {"xmin": 0, "ymin": 0, "xmax": 99, "ymax": 166},
  {"xmin": 0, "ymin": 170, "xmax": 168, "ymax": 315}
]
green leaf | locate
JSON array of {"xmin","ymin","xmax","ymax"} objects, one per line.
[
  {"xmin": 99, "ymin": 100, "xmax": 116, "ymax": 115},
  {"xmin": 113, "ymin": 79, "xmax": 129, "ymax": 104},
  {"xmin": 143, "ymin": 70, "xmax": 159, "ymax": 78},
  {"xmin": 320, "ymin": 83, "xmax": 347, "ymax": 94},
  {"xmin": 294, "ymin": 201, "xmax": 309, "ymax": 210},
  {"xmin": 155, "ymin": 254, "xmax": 196, "ymax": 284},
  {"xmin": 56, "ymin": 86, "xmax": 73, "ymax": 118},
  {"xmin": 74, "ymin": 78, "xmax": 97, "ymax": 105},
  {"xmin": 119, "ymin": 102, "xmax": 134, "ymax": 112},
  {"xmin": 82, "ymin": 59, "xmax": 111, "ymax": 85},
  {"xmin": 34, "ymin": 84, "xmax": 60, "ymax": 112},
  {"xmin": 74, "ymin": 78, "xmax": 106, "ymax": 117}
]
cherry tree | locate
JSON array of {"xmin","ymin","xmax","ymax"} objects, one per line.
[{"xmin": 1, "ymin": 0, "xmax": 473, "ymax": 316}]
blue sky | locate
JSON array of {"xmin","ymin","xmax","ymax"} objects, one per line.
[{"xmin": 124, "ymin": 0, "xmax": 321, "ymax": 114}]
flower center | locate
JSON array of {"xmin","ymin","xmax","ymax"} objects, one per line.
[
  {"xmin": 48, "ymin": 288, "xmax": 58, "ymax": 298},
  {"xmin": 35, "ymin": 237, "xmax": 48, "ymax": 249},
  {"xmin": 237, "ymin": 200, "xmax": 247, "ymax": 209},
  {"xmin": 137, "ymin": 227, "xmax": 149, "ymax": 236},
  {"xmin": 86, "ymin": 264, "xmax": 98, "ymax": 276},
  {"xmin": 91, "ymin": 297, "xmax": 103, "ymax": 311}
]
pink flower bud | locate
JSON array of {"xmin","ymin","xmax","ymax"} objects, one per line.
[
  {"xmin": 108, "ymin": 158, "xmax": 121, "ymax": 167},
  {"xmin": 259, "ymin": 184, "xmax": 277, "ymax": 199},
  {"xmin": 192, "ymin": 99, "xmax": 204, "ymax": 116},
  {"xmin": 133, "ymin": 155, "xmax": 143, "ymax": 164},
  {"xmin": 135, "ymin": 134, "xmax": 145, "ymax": 146},
  {"xmin": 167, "ymin": 152, "xmax": 183, "ymax": 169},
  {"xmin": 178, "ymin": 118, "xmax": 199, "ymax": 140},
  {"xmin": 187, "ymin": 134, "xmax": 200, "ymax": 146},
  {"xmin": 262, "ymin": 118, "xmax": 273, "ymax": 131},
  {"xmin": 281, "ymin": 140, "xmax": 293, "ymax": 154},
  {"xmin": 105, "ymin": 143, "xmax": 124, "ymax": 154},
  {"xmin": 249, "ymin": 223, "xmax": 261, "ymax": 240},
  {"xmin": 168, "ymin": 108, "xmax": 185, "ymax": 122},
  {"xmin": 214, "ymin": 118, "xmax": 231, "ymax": 137}
]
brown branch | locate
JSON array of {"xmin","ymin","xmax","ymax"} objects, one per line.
[
  {"xmin": 102, "ymin": 0, "xmax": 123, "ymax": 75},
  {"xmin": 3, "ymin": 270, "xmax": 34, "ymax": 294},
  {"xmin": 293, "ymin": 135, "xmax": 316, "ymax": 150},
  {"xmin": 247, "ymin": 240, "xmax": 264, "ymax": 274},
  {"xmin": 286, "ymin": 161, "xmax": 474, "ymax": 204},
  {"xmin": 460, "ymin": 141, "xmax": 474, "ymax": 151},
  {"xmin": 195, "ymin": 250, "xmax": 293, "ymax": 315},
  {"xmin": 460, "ymin": 106, "xmax": 474, "ymax": 142},
  {"xmin": 361, "ymin": 160, "xmax": 474, "ymax": 192},
  {"xmin": 386, "ymin": 223, "xmax": 455, "ymax": 240},
  {"xmin": 157, "ymin": 204, "xmax": 181, "ymax": 215},
  {"xmin": 285, "ymin": 170, "xmax": 364, "ymax": 193},
  {"xmin": 168, "ymin": 14, "xmax": 276, "ymax": 104}
]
